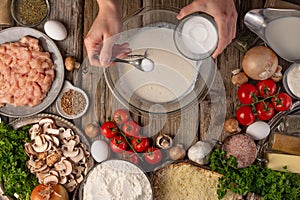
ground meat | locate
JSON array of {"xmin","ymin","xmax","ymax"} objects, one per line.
[{"xmin": 223, "ymin": 134, "xmax": 257, "ymax": 168}]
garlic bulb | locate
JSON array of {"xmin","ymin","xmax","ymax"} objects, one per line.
[{"xmin": 188, "ymin": 141, "xmax": 213, "ymax": 165}]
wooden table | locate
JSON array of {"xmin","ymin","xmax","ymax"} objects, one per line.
[
  {"xmin": 1, "ymin": 0, "xmax": 281, "ymax": 155},
  {"xmin": 1, "ymin": 0, "xmax": 297, "ymax": 199}
]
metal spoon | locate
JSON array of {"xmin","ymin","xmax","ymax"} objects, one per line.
[{"xmin": 93, "ymin": 52, "xmax": 154, "ymax": 72}]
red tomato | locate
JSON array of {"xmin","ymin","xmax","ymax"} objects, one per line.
[
  {"xmin": 236, "ymin": 106, "xmax": 255, "ymax": 126},
  {"xmin": 113, "ymin": 109, "xmax": 130, "ymax": 125},
  {"xmin": 237, "ymin": 83, "xmax": 258, "ymax": 104},
  {"xmin": 122, "ymin": 150, "xmax": 139, "ymax": 165},
  {"xmin": 256, "ymin": 79, "xmax": 277, "ymax": 98},
  {"xmin": 255, "ymin": 101, "xmax": 275, "ymax": 121},
  {"xmin": 144, "ymin": 147, "xmax": 162, "ymax": 165},
  {"xmin": 122, "ymin": 121, "xmax": 140, "ymax": 137},
  {"xmin": 271, "ymin": 92, "xmax": 292, "ymax": 112},
  {"xmin": 110, "ymin": 135, "xmax": 128, "ymax": 153},
  {"xmin": 100, "ymin": 121, "xmax": 119, "ymax": 139},
  {"xmin": 131, "ymin": 136, "xmax": 150, "ymax": 153}
]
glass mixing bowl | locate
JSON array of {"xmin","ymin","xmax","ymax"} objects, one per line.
[{"xmin": 104, "ymin": 6, "xmax": 216, "ymax": 116}]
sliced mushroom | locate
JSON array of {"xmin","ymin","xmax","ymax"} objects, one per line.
[
  {"xmin": 39, "ymin": 117, "xmax": 56, "ymax": 126},
  {"xmin": 60, "ymin": 159, "xmax": 73, "ymax": 177},
  {"xmin": 70, "ymin": 147, "xmax": 84, "ymax": 163},
  {"xmin": 49, "ymin": 170, "xmax": 60, "ymax": 177},
  {"xmin": 43, "ymin": 174, "xmax": 59, "ymax": 185},
  {"xmin": 51, "ymin": 136, "xmax": 60, "ymax": 147},
  {"xmin": 60, "ymin": 176, "xmax": 67, "ymax": 185},
  {"xmin": 32, "ymin": 164, "xmax": 49, "ymax": 173},
  {"xmin": 46, "ymin": 153, "xmax": 61, "ymax": 167},
  {"xmin": 156, "ymin": 133, "xmax": 173, "ymax": 149},
  {"xmin": 24, "ymin": 143, "xmax": 36, "ymax": 156},
  {"xmin": 36, "ymin": 172, "xmax": 50, "ymax": 183},
  {"xmin": 62, "ymin": 146, "xmax": 79, "ymax": 158},
  {"xmin": 32, "ymin": 141, "xmax": 49, "ymax": 153},
  {"xmin": 37, "ymin": 152, "xmax": 48, "ymax": 160},
  {"xmin": 75, "ymin": 174, "xmax": 84, "ymax": 183},
  {"xmin": 29, "ymin": 124, "xmax": 42, "ymax": 140},
  {"xmin": 60, "ymin": 129, "xmax": 74, "ymax": 141},
  {"xmin": 65, "ymin": 179, "xmax": 77, "ymax": 192},
  {"xmin": 46, "ymin": 128, "xmax": 61, "ymax": 136}
]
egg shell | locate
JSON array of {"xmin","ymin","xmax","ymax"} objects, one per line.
[
  {"xmin": 44, "ymin": 20, "xmax": 67, "ymax": 41},
  {"xmin": 246, "ymin": 121, "xmax": 270, "ymax": 140},
  {"xmin": 91, "ymin": 140, "xmax": 110, "ymax": 162}
]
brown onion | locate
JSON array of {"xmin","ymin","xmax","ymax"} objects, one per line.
[
  {"xmin": 242, "ymin": 46, "xmax": 278, "ymax": 80},
  {"xmin": 31, "ymin": 184, "xmax": 69, "ymax": 200}
]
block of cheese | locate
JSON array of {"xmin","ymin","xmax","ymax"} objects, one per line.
[
  {"xmin": 271, "ymin": 133, "xmax": 300, "ymax": 155},
  {"xmin": 266, "ymin": 152, "xmax": 300, "ymax": 173},
  {"xmin": 153, "ymin": 162, "xmax": 238, "ymax": 200}
]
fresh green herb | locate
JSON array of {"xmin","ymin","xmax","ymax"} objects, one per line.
[
  {"xmin": 210, "ymin": 149, "xmax": 300, "ymax": 200},
  {"xmin": 0, "ymin": 122, "xmax": 38, "ymax": 200}
]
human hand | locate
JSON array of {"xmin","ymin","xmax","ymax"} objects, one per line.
[
  {"xmin": 177, "ymin": 0, "xmax": 238, "ymax": 58},
  {"xmin": 84, "ymin": 0, "xmax": 131, "ymax": 67}
]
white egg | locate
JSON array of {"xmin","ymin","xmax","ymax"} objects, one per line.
[
  {"xmin": 91, "ymin": 140, "xmax": 110, "ymax": 162},
  {"xmin": 44, "ymin": 20, "xmax": 67, "ymax": 41},
  {"xmin": 246, "ymin": 121, "xmax": 270, "ymax": 140}
]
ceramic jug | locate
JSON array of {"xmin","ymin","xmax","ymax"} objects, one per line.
[{"xmin": 244, "ymin": 8, "xmax": 300, "ymax": 62}]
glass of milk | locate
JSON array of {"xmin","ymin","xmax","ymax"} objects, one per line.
[{"xmin": 173, "ymin": 13, "xmax": 218, "ymax": 60}]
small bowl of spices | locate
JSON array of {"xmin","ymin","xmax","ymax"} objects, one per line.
[
  {"xmin": 56, "ymin": 81, "xmax": 89, "ymax": 119},
  {"xmin": 11, "ymin": 0, "xmax": 50, "ymax": 27}
]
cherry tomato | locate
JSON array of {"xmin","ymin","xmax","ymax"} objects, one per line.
[
  {"xmin": 256, "ymin": 79, "xmax": 277, "ymax": 98},
  {"xmin": 144, "ymin": 147, "xmax": 162, "ymax": 165},
  {"xmin": 113, "ymin": 109, "xmax": 130, "ymax": 125},
  {"xmin": 122, "ymin": 150, "xmax": 139, "ymax": 165},
  {"xmin": 110, "ymin": 135, "xmax": 128, "ymax": 154},
  {"xmin": 271, "ymin": 92, "xmax": 292, "ymax": 112},
  {"xmin": 237, "ymin": 83, "xmax": 258, "ymax": 104},
  {"xmin": 100, "ymin": 121, "xmax": 119, "ymax": 139},
  {"xmin": 235, "ymin": 106, "xmax": 255, "ymax": 126},
  {"xmin": 131, "ymin": 136, "xmax": 150, "ymax": 153},
  {"xmin": 255, "ymin": 101, "xmax": 275, "ymax": 121},
  {"xmin": 122, "ymin": 120, "xmax": 140, "ymax": 137}
]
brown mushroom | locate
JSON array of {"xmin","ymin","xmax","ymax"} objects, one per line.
[
  {"xmin": 43, "ymin": 174, "xmax": 59, "ymax": 185},
  {"xmin": 231, "ymin": 71, "xmax": 249, "ymax": 86},
  {"xmin": 65, "ymin": 56, "xmax": 80, "ymax": 71},
  {"xmin": 224, "ymin": 118, "xmax": 241, "ymax": 134}
]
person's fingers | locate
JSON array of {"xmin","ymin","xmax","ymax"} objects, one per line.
[
  {"xmin": 177, "ymin": 1, "xmax": 204, "ymax": 20},
  {"xmin": 211, "ymin": 18, "xmax": 229, "ymax": 58},
  {"xmin": 99, "ymin": 35, "xmax": 116, "ymax": 67},
  {"xmin": 84, "ymin": 37, "xmax": 102, "ymax": 66}
]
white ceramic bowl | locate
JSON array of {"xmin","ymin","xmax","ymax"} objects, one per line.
[{"xmin": 56, "ymin": 81, "xmax": 89, "ymax": 119}]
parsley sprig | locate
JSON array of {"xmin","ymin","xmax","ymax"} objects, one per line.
[
  {"xmin": 210, "ymin": 149, "xmax": 300, "ymax": 200},
  {"xmin": 0, "ymin": 122, "xmax": 38, "ymax": 200}
]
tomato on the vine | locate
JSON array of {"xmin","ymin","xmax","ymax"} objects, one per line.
[
  {"xmin": 113, "ymin": 109, "xmax": 130, "ymax": 125},
  {"xmin": 122, "ymin": 120, "xmax": 140, "ymax": 137},
  {"xmin": 122, "ymin": 150, "xmax": 139, "ymax": 165},
  {"xmin": 144, "ymin": 147, "xmax": 162, "ymax": 165},
  {"xmin": 110, "ymin": 135, "xmax": 128, "ymax": 153},
  {"xmin": 100, "ymin": 121, "xmax": 119, "ymax": 139},
  {"xmin": 131, "ymin": 136, "xmax": 150, "ymax": 153},
  {"xmin": 237, "ymin": 83, "xmax": 258, "ymax": 104},
  {"xmin": 271, "ymin": 92, "xmax": 292, "ymax": 112},
  {"xmin": 236, "ymin": 106, "xmax": 255, "ymax": 126},
  {"xmin": 255, "ymin": 101, "xmax": 275, "ymax": 121},
  {"xmin": 256, "ymin": 79, "xmax": 277, "ymax": 98}
]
